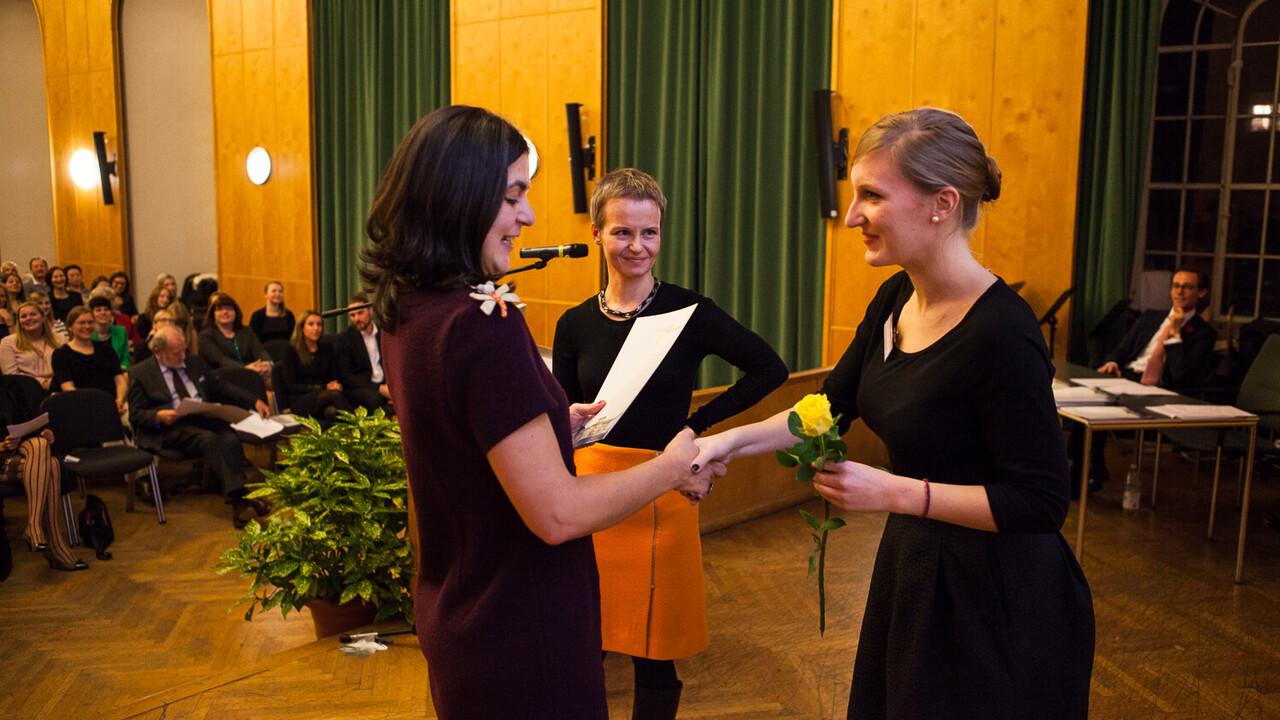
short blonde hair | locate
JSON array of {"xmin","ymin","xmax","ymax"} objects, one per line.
[
  {"xmin": 588, "ymin": 168, "xmax": 668, "ymax": 229},
  {"xmin": 852, "ymin": 107, "xmax": 1001, "ymax": 231}
]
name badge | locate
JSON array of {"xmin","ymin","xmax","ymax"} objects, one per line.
[{"xmin": 883, "ymin": 315, "xmax": 894, "ymax": 361}]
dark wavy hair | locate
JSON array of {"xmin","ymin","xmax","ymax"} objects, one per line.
[{"xmin": 360, "ymin": 105, "xmax": 528, "ymax": 331}]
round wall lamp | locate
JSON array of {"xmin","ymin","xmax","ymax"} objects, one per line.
[
  {"xmin": 70, "ymin": 149, "xmax": 99, "ymax": 188},
  {"xmin": 246, "ymin": 146, "xmax": 272, "ymax": 185}
]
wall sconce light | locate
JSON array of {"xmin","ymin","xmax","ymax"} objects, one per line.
[
  {"xmin": 246, "ymin": 146, "xmax": 272, "ymax": 185},
  {"xmin": 70, "ymin": 149, "xmax": 98, "ymax": 189}
]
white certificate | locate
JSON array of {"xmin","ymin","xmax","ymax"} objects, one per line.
[{"xmin": 573, "ymin": 304, "xmax": 698, "ymax": 447}]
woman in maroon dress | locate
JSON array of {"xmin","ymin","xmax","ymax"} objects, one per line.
[{"xmin": 361, "ymin": 105, "xmax": 721, "ymax": 720}]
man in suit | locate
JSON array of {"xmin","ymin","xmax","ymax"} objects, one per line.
[
  {"xmin": 127, "ymin": 325, "xmax": 273, "ymax": 528},
  {"xmin": 1074, "ymin": 268, "xmax": 1219, "ymax": 489},
  {"xmin": 334, "ymin": 292, "xmax": 394, "ymax": 416}
]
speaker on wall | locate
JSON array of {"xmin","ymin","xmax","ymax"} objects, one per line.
[
  {"xmin": 812, "ymin": 90, "xmax": 847, "ymax": 220},
  {"xmin": 93, "ymin": 131, "xmax": 117, "ymax": 206},
  {"xmin": 565, "ymin": 103, "xmax": 596, "ymax": 214}
]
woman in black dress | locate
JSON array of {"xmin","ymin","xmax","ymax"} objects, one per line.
[
  {"xmin": 47, "ymin": 266, "xmax": 83, "ymax": 323},
  {"xmin": 281, "ymin": 311, "xmax": 349, "ymax": 426},
  {"xmin": 52, "ymin": 306, "xmax": 126, "ymax": 413},
  {"xmin": 694, "ymin": 107, "xmax": 1094, "ymax": 719},
  {"xmin": 248, "ymin": 281, "xmax": 296, "ymax": 346},
  {"xmin": 363, "ymin": 105, "xmax": 721, "ymax": 719},
  {"xmin": 552, "ymin": 168, "xmax": 786, "ymax": 718}
]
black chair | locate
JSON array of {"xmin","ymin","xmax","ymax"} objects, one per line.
[
  {"xmin": 40, "ymin": 389, "xmax": 165, "ymax": 524},
  {"xmin": 1156, "ymin": 335, "xmax": 1280, "ymax": 534},
  {"xmin": 211, "ymin": 366, "xmax": 299, "ymax": 467},
  {"xmin": 270, "ymin": 361, "xmax": 291, "ymax": 414}
]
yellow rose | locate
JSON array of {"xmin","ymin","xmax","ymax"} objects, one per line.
[{"xmin": 794, "ymin": 393, "xmax": 834, "ymax": 437}]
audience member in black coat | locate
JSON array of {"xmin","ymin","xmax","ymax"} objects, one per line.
[
  {"xmin": 1072, "ymin": 268, "xmax": 1219, "ymax": 489},
  {"xmin": 197, "ymin": 292, "xmax": 273, "ymax": 387},
  {"xmin": 51, "ymin": 306, "xmax": 126, "ymax": 413},
  {"xmin": 333, "ymin": 292, "xmax": 394, "ymax": 416},
  {"xmin": 127, "ymin": 326, "xmax": 272, "ymax": 528}
]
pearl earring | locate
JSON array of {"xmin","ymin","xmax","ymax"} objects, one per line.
[{"xmin": 930, "ymin": 215, "xmax": 940, "ymax": 224}]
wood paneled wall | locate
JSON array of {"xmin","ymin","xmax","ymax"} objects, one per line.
[
  {"xmin": 451, "ymin": 0, "xmax": 604, "ymax": 348},
  {"xmin": 33, "ymin": 0, "xmax": 128, "ymax": 281},
  {"xmin": 207, "ymin": 0, "xmax": 314, "ymax": 312},
  {"xmin": 824, "ymin": 0, "xmax": 1089, "ymax": 364}
]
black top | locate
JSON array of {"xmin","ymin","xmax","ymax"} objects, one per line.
[
  {"xmin": 553, "ymin": 283, "xmax": 787, "ymax": 450},
  {"xmin": 197, "ymin": 326, "xmax": 272, "ymax": 370},
  {"xmin": 382, "ymin": 287, "xmax": 605, "ymax": 719},
  {"xmin": 281, "ymin": 340, "xmax": 342, "ymax": 398},
  {"xmin": 823, "ymin": 271, "xmax": 1093, "ymax": 719},
  {"xmin": 49, "ymin": 294, "xmax": 83, "ymax": 323},
  {"xmin": 51, "ymin": 341, "xmax": 122, "ymax": 397},
  {"xmin": 249, "ymin": 308, "xmax": 296, "ymax": 345}
]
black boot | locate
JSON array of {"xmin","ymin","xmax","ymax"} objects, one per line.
[{"xmin": 632, "ymin": 681, "xmax": 682, "ymax": 720}]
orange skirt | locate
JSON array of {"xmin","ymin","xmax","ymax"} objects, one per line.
[{"xmin": 575, "ymin": 443, "xmax": 709, "ymax": 660}]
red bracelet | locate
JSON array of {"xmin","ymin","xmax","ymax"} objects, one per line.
[{"xmin": 921, "ymin": 478, "xmax": 931, "ymax": 518}]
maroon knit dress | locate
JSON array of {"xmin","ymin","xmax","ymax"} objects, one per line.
[{"xmin": 382, "ymin": 286, "xmax": 606, "ymax": 719}]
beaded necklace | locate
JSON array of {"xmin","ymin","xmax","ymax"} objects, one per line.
[{"xmin": 598, "ymin": 280, "xmax": 661, "ymax": 319}]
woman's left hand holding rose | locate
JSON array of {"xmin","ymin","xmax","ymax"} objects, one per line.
[{"xmin": 812, "ymin": 461, "xmax": 906, "ymax": 513}]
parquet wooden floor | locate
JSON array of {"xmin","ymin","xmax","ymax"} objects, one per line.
[{"xmin": 1, "ymin": 443, "xmax": 1278, "ymax": 718}]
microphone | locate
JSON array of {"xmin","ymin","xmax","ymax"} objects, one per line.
[{"xmin": 518, "ymin": 244, "xmax": 590, "ymax": 260}]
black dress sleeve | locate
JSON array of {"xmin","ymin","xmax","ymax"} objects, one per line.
[
  {"xmin": 971, "ymin": 297, "xmax": 1072, "ymax": 533},
  {"xmin": 683, "ymin": 298, "xmax": 787, "ymax": 435},
  {"xmin": 248, "ymin": 308, "xmax": 266, "ymax": 339}
]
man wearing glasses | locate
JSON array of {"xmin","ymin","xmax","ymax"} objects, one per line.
[{"xmin": 1072, "ymin": 268, "xmax": 1219, "ymax": 492}]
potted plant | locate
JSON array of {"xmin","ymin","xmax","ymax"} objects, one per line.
[{"xmin": 215, "ymin": 407, "xmax": 415, "ymax": 638}]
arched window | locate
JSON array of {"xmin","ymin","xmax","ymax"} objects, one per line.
[{"xmin": 1142, "ymin": 0, "xmax": 1280, "ymax": 320}]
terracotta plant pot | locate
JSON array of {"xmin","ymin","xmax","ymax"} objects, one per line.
[{"xmin": 306, "ymin": 598, "xmax": 378, "ymax": 640}]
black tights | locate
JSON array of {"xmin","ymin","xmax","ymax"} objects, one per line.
[{"xmin": 604, "ymin": 652, "xmax": 680, "ymax": 690}]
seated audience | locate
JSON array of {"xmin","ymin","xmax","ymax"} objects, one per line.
[
  {"xmin": 1, "ymin": 374, "xmax": 87, "ymax": 571},
  {"xmin": 197, "ymin": 292, "xmax": 272, "ymax": 384},
  {"xmin": 5, "ymin": 273, "xmax": 27, "ymax": 318},
  {"xmin": 0, "ymin": 301, "xmax": 61, "ymax": 390},
  {"xmin": 334, "ymin": 292, "xmax": 394, "ymax": 416},
  {"xmin": 127, "ymin": 326, "xmax": 272, "ymax": 528},
  {"xmin": 248, "ymin": 281, "xmax": 295, "ymax": 346},
  {"xmin": 64, "ymin": 264, "xmax": 90, "ymax": 302},
  {"xmin": 27, "ymin": 292, "xmax": 69, "ymax": 343},
  {"xmin": 47, "ymin": 266, "xmax": 83, "ymax": 322},
  {"xmin": 90, "ymin": 287, "xmax": 142, "ymax": 348},
  {"xmin": 166, "ymin": 300, "xmax": 200, "ymax": 354},
  {"xmin": 52, "ymin": 306, "xmax": 126, "ymax": 413},
  {"xmin": 88, "ymin": 295, "xmax": 130, "ymax": 369},
  {"xmin": 282, "ymin": 310, "xmax": 351, "ymax": 426},
  {"xmin": 109, "ymin": 271, "xmax": 138, "ymax": 318},
  {"xmin": 135, "ymin": 284, "xmax": 175, "ymax": 340},
  {"xmin": 23, "ymin": 257, "xmax": 50, "ymax": 296},
  {"xmin": 1071, "ymin": 268, "xmax": 1219, "ymax": 490}
]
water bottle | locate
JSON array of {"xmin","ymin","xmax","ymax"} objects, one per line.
[{"xmin": 1122, "ymin": 463, "xmax": 1140, "ymax": 514}]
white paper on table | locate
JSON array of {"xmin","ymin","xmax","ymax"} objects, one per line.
[
  {"xmin": 1064, "ymin": 405, "xmax": 1145, "ymax": 420},
  {"xmin": 1053, "ymin": 386, "xmax": 1112, "ymax": 406},
  {"xmin": 573, "ymin": 305, "xmax": 698, "ymax": 447},
  {"xmin": 1070, "ymin": 378, "xmax": 1178, "ymax": 396},
  {"xmin": 6, "ymin": 412, "xmax": 48, "ymax": 439},
  {"xmin": 1144, "ymin": 404, "xmax": 1255, "ymax": 420},
  {"xmin": 231, "ymin": 413, "xmax": 285, "ymax": 439}
]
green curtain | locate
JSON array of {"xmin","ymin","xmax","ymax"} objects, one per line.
[
  {"xmin": 1070, "ymin": 0, "xmax": 1162, "ymax": 364},
  {"xmin": 608, "ymin": 0, "xmax": 831, "ymax": 387},
  {"xmin": 312, "ymin": 1, "xmax": 449, "ymax": 328}
]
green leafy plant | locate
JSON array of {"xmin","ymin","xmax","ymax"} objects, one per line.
[
  {"xmin": 775, "ymin": 393, "xmax": 847, "ymax": 636},
  {"xmin": 215, "ymin": 407, "xmax": 415, "ymax": 623}
]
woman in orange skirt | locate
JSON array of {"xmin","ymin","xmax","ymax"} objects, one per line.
[{"xmin": 553, "ymin": 168, "xmax": 787, "ymax": 718}]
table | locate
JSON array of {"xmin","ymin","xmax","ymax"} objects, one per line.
[{"xmin": 1054, "ymin": 361, "xmax": 1259, "ymax": 583}]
